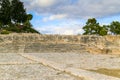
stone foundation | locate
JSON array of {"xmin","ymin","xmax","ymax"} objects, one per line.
[{"xmin": 0, "ymin": 33, "xmax": 120, "ymax": 54}]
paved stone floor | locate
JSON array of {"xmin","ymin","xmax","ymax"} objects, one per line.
[
  {"xmin": 0, "ymin": 53, "xmax": 83, "ymax": 80},
  {"xmin": 0, "ymin": 53, "xmax": 120, "ymax": 80},
  {"xmin": 26, "ymin": 53, "xmax": 120, "ymax": 69}
]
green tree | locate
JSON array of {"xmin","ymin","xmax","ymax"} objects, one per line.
[
  {"xmin": 99, "ymin": 25, "xmax": 108, "ymax": 36},
  {"xmin": 83, "ymin": 18, "xmax": 108, "ymax": 36},
  {"xmin": 11, "ymin": 0, "xmax": 27, "ymax": 24},
  {"xmin": 27, "ymin": 14, "xmax": 33, "ymax": 21},
  {"xmin": 109, "ymin": 21, "xmax": 120, "ymax": 35},
  {"xmin": 0, "ymin": 0, "xmax": 39, "ymax": 34},
  {"xmin": 83, "ymin": 18, "xmax": 101, "ymax": 35},
  {"xmin": 24, "ymin": 14, "xmax": 33, "ymax": 28},
  {"xmin": 0, "ymin": 0, "xmax": 11, "ymax": 25}
]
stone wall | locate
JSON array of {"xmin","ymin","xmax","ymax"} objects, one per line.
[{"xmin": 0, "ymin": 33, "xmax": 120, "ymax": 54}]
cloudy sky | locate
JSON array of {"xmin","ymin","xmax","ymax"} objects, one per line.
[{"xmin": 21, "ymin": 0, "xmax": 120, "ymax": 35}]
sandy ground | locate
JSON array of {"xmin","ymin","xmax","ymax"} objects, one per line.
[{"xmin": 0, "ymin": 52, "xmax": 120, "ymax": 80}]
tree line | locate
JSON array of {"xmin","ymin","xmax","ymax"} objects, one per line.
[
  {"xmin": 83, "ymin": 18, "xmax": 120, "ymax": 36},
  {"xmin": 0, "ymin": 0, "xmax": 39, "ymax": 34}
]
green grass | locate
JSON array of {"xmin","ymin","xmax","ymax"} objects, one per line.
[{"xmin": 88, "ymin": 68, "xmax": 120, "ymax": 78}]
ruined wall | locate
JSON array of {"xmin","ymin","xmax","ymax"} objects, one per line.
[{"xmin": 0, "ymin": 33, "xmax": 120, "ymax": 54}]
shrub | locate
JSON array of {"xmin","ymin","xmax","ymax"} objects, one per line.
[{"xmin": 1, "ymin": 30, "xmax": 10, "ymax": 34}]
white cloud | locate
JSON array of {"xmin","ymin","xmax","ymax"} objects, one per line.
[
  {"xmin": 22, "ymin": 0, "xmax": 120, "ymax": 19},
  {"xmin": 43, "ymin": 14, "xmax": 68, "ymax": 22},
  {"xmin": 32, "ymin": 0, "xmax": 56, "ymax": 7},
  {"xmin": 36, "ymin": 26, "xmax": 84, "ymax": 35},
  {"xmin": 22, "ymin": 0, "xmax": 56, "ymax": 10},
  {"xmin": 35, "ymin": 21, "xmax": 84, "ymax": 35}
]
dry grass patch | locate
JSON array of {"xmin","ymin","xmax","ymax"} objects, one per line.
[{"xmin": 88, "ymin": 68, "xmax": 120, "ymax": 78}]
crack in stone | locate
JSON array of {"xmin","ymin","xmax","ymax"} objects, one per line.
[{"xmin": 18, "ymin": 53, "xmax": 83, "ymax": 79}]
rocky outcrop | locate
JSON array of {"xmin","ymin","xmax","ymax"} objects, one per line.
[{"xmin": 0, "ymin": 33, "xmax": 120, "ymax": 54}]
